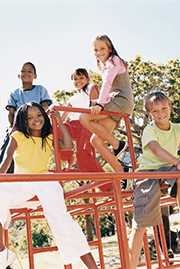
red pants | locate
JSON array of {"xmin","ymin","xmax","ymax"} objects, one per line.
[{"xmin": 64, "ymin": 120, "xmax": 112, "ymax": 191}]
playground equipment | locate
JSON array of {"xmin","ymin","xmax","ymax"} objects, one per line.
[{"xmin": 1, "ymin": 106, "xmax": 180, "ymax": 269}]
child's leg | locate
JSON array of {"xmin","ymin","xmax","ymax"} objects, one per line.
[
  {"xmin": 80, "ymin": 252, "xmax": 98, "ymax": 269},
  {"xmin": 129, "ymin": 226, "xmax": 146, "ymax": 269},
  {"xmin": 35, "ymin": 182, "xmax": 97, "ymax": 268},
  {"xmin": 91, "ymin": 134, "xmax": 123, "ymax": 172},
  {"xmin": 0, "ymin": 223, "xmax": 5, "ymax": 251},
  {"xmin": 58, "ymin": 122, "xmax": 73, "ymax": 149},
  {"xmin": 80, "ymin": 113, "xmax": 119, "ymax": 149},
  {"xmin": 0, "ymin": 222, "xmax": 17, "ymax": 268},
  {"xmin": 80, "ymin": 114, "xmax": 123, "ymax": 171}
]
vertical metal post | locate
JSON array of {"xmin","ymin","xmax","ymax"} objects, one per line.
[
  {"xmin": 113, "ymin": 178, "xmax": 131, "ymax": 269},
  {"xmin": 64, "ymin": 264, "xmax": 73, "ymax": 269},
  {"xmin": 143, "ymin": 231, "xmax": 152, "ymax": 269},
  {"xmin": 51, "ymin": 112, "xmax": 62, "ymax": 171},
  {"xmin": 26, "ymin": 210, "xmax": 35, "ymax": 269},
  {"xmin": 124, "ymin": 115, "xmax": 137, "ymax": 171},
  {"xmin": 93, "ymin": 205, "xmax": 105, "ymax": 268},
  {"xmin": 153, "ymin": 225, "xmax": 163, "ymax": 269}
]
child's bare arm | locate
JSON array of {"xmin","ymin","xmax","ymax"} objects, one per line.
[
  {"xmin": 48, "ymin": 106, "xmax": 72, "ymax": 149},
  {"xmin": 41, "ymin": 101, "xmax": 50, "ymax": 112},
  {"xmin": 0, "ymin": 137, "xmax": 17, "ymax": 173},
  {"xmin": 61, "ymin": 104, "xmax": 72, "ymax": 122},
  {"xmin": 148, "ymin": 141, "xmax": 180, "ymax": 169},
  {"xmin": 89, "ymin": 85, "xmax": 99, "ymax": 102},
  {"xmin": 8, "ymin": 107, "xmax": 16, "ymax": 127}
]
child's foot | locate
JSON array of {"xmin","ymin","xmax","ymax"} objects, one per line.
[
  {"xmin": 168, "ymin": 249, "xmax": 174, "ymax": 265},
  {"xmin": 113, "ymin": 141, "xmax": 127, "ymax": 156},
  {"xmin": 168, "ymin": 249, "xmax": 174, "ymax": 258},
  {"xmin": 0, "ymin": 248, "xmax": 16, "ymax": 269}
]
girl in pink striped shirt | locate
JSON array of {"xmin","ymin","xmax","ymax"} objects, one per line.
[{"xmin": 80, "ymin": 34, "xmax": 134, "ymax": 172}]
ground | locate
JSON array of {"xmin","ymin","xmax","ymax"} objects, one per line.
[{"xmin": 11, "ymin": 212, "xmax": 180, "ymax": 269}]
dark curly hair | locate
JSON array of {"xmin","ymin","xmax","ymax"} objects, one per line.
[{"xmin": 12, "ymin": 102, "xmax": 52, "ymax": 148}]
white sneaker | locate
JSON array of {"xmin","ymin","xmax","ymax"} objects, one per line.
[{"xmin": 0, "ymin": 248, "xmax": 16, "ymax": 269}]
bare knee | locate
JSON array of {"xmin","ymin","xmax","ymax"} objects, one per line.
[
  {"xmin": 79, "ymin": 114, "xmax": 89, "ymax": 127},
  {"xmin": 90, "ymin": 134, "xmax": 101, "ymax": 148}
]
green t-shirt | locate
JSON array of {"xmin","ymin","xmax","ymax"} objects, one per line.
[{"xmin": 138, "ymin": 122, "xmax": 180, "ymax": 170}]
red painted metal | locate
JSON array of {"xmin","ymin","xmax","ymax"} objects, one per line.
[
  {"xmin": 143, "ymin": 231, "xmax": 152, "ymax": 269},
  {"xmin": 1, "ymin": 105, "xmax": 180, "ymax": 269}
]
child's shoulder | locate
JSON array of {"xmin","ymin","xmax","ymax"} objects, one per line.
[
  {"xmin": 31, "ymin": 85, "xmax": 47, "ymax": 91},
  {"xmin": 11, "ymin": 130, "xmax": 25, "ymax": 141},
  {"xmin": 10, "ymin": 85, "xmax": 46, "ymax": 94},
  {"xmin": 106, "ymin": 55, "xmax": 126, "ymax": 73},
  {"xmin": 171, "ymin": 122, "xmax": 180, "ymax": 129},
  {"xmin": 143, "ymin": 122, "xmax": 155, "ymax": 133},
  {"xmin": 171, "ymin": 122, "xmax": 180, "ymax": 135},
  {"xmin": 10, "ymin": 87, "xmax": 22, "ymax": 95},
  {"xmin": 86, "ymin": 83, "xmax": 98, "ymax": 93},
  {"xmin": 142, "ymin": 123, "xmax": 158, "ymax": 142}
]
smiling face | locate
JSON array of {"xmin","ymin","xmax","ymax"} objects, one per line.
[
  {"xmin": 148, "ymin": 99, "xmax": 171, "ymax": 130},
  {"xmin": 27, "ymin": 106, "xmax": 45, "ymax": 136},
  {"xmin": 20, "ymin": 63, "xmax": 37, "ymax": 85},
  {"xmin": 93, "ymin": 39, "xmax": 112, "ymax": 64},
  {"xmin": 73, "ymin": 74, "xmax": 89, "ymax": 90}
]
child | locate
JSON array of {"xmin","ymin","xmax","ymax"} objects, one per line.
[
  {"xmin": 0, "ymin": 62, "xmax": 52, "ymax": 173},
  {"xmin": 6, "ymin": 61, "xmax": 52, "ymax": 125},
  {"xmin": 0, "ymin": 102, "xmax": 97, "ymax": 269},
  {"xmin": 63, "ymin": 68, "xmax": 99, "ymax": 121},
  {"xmin": 80, "ymin": 34, "xmax": 134, "ymax": 172},
  {"xmin": 63, "ymin": 68, "xmax": 103, "ymax": 172},
  {"xmin": 129, "ymin": 91, "xmax": 180, "ymax": 269}
]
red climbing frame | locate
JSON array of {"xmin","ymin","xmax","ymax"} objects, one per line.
[{"xmin": 0, "ymin": 105, "xmax": 179, "ymax": 269}]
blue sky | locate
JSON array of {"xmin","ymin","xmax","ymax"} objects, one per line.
[{"xmin": 0, "ymin": 0, "xmax": 179, "ymax": 144}]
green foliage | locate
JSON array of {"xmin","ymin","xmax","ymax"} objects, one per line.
[
  {"xmin": 100, "ymin": 214, "xmax": 115, "ymax": 237},
  {"xmin": 128, "ymin": 56, "xmax": 180, "ymax": 125},
  {"xmin": 32, "ymin": 220, "xmax": 54, "ymax": 247},
  {"xmin": 53, "ymin": 89, "xmax": 75, "ymax": 104},
  {"xmin": 89, "ymin": 70, "xmax": 102, "ymax": 88},
  {"xmin": 9, "ymin": 218, "xmax": 54, "ymax": 257}
]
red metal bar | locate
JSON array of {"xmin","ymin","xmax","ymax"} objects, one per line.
[
  {"xmin": 143, "ymin": 231, "xmax": 152, "ymax": 269},
  {"xmin": 112, "ymin": 179, "xmax": 131, "ymax": 269},
  {"xmin": 51, "ymin": 115, "xmax": 62, "ymax": 171},
  {"xmin": 92, "ymin": 188, "xmax": 105, "ymax": 269},
  {"xmin": 4, "ymin": 228, "xmax": 9, "ymax": 248},
  {"xmin": 158, "ymin": 223, "xmax": 170, "ymax": 267},
  {"xmin": 124, "ymin": 114, "xmax": 137, "ymax": 170},
  {"xmin": 93, "ymin": 205, "xmax": 105, "ymax": 269},
  {"xmin": 25, "ymin": 210, "xmax": 35, "ymax": 269},
  {"xmin": 153, "ymin": 225, "xmax": 163, "ymax": 269},
  {"xmin": 0, "ymin": 171, "xmax": 179, "ymax": 182},
  {"xmin": 5, "ymin": 175, "xmax": 180, "ymax": 269},
  {"xmin": 2, "ymin": 104, "xmax": 180, "ymax": 269},
  {"xmin": 64, "ymin": 265, "xmax": 72, "ymax": 269}
]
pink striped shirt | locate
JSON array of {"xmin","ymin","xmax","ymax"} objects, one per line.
[{"xmin": 97, "ymin": 55, "xmax": 126, "ymax": 105}]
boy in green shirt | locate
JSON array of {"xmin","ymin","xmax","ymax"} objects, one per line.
[{"xmin": 129, "ymin": 91, "xmax": 180, "ymax": 269}]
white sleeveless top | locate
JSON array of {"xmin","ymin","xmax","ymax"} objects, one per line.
[{"xmin": 68, "ymin": 84, "xmax": 92, "ymax": 120}]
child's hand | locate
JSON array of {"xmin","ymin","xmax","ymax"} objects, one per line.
[
  {"xmin": 47, "ymin": 105, "xmax": 63, "ymax": 125},
  {"xmin": 90, "ymin": 104, "xmax": 103, "ymax": 114}
]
